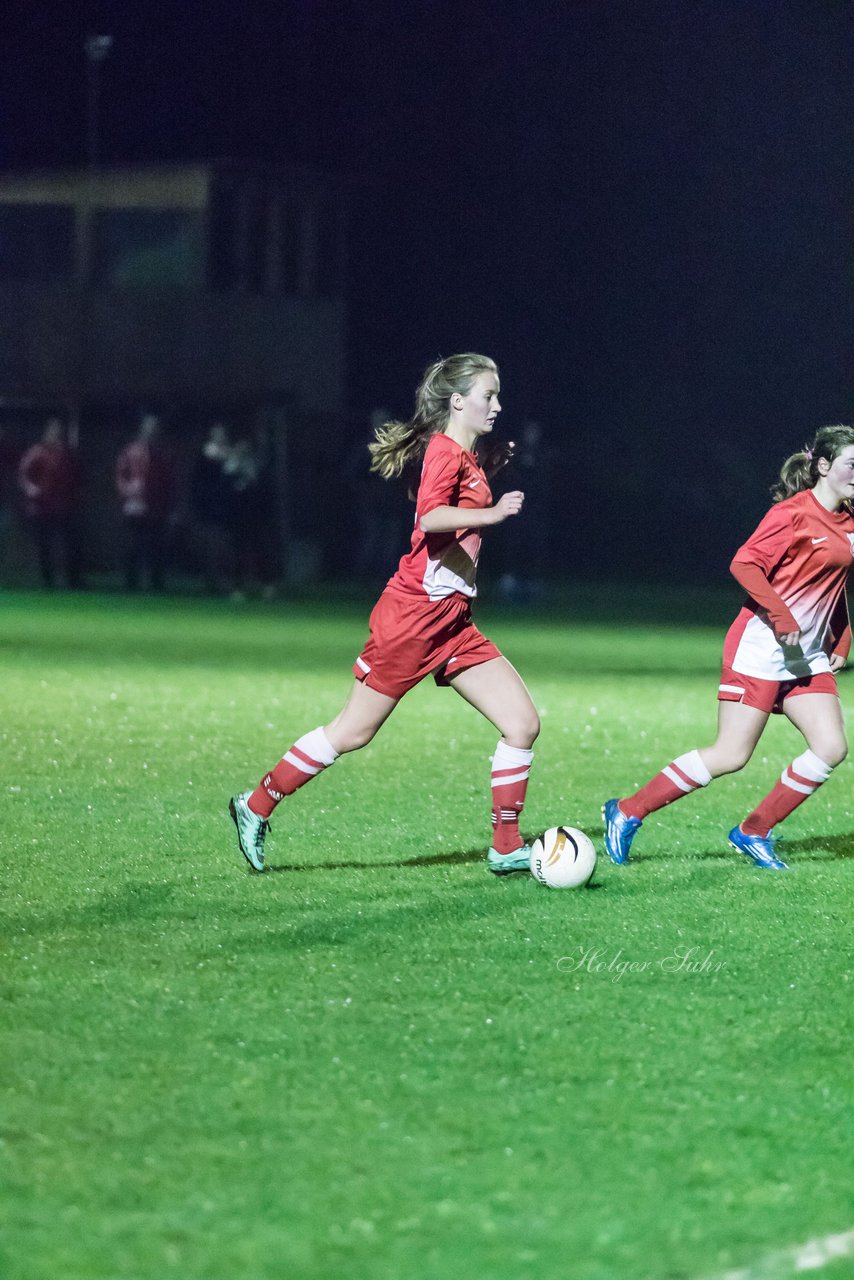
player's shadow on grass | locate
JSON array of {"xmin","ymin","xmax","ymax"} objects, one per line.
[
  {"xmin": 263, "ymin": 851, "xmax": 608, "ymax": 884},
  {"xmin": 693, "ymin": 832, "xmax": 854, "ymax": 862},
  {"xmin": 775, "ymin": 832, "xmax": 854, "ymax": 860},
  {"xmin": 264, "ymin": 848, "xmax": 485, "ymax": 873}
]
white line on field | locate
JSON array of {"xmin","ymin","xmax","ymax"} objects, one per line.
[{"xmin": 699, "ymin": 1227, "xmax": 854, "ymax": 1280}]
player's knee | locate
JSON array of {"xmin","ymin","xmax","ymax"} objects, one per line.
[
  {"xmin": 328, "ymin": 721, "xmax": 379, "ymax": 753},
  {"xmin": 707, "ymin": 745, "xmax": 753, "ymax": 776},
  {"xmin": 506, "ymin": 709, "xmax": 540, "ymax": 749},
  {"xmin": 727, "ymin": 749, "xmax": 754, "ymax": 774},
  {"xmin": 339, "ymin": 724, "xmax": 378, "ymax": 752},
  {"xmin": 816, "ymin": 738, "xmax": 847, "ymax": 769}
]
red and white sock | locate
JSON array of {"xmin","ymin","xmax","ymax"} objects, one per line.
[
  {"xmin": 490, "ymin": 741, "xmax": 534, "ymax": 854},
  {"xmin": 620, "ymin": 749, "xmax": 712, "ymax": 821},
  {"xmin": 740, "ymin": 749, "xmax": 833, "ymax": 838},
  {"xmin": 248, "ymin": 727, "xmax": 340, "ymax": 818}
]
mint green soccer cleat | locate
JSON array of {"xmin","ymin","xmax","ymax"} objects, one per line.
[
  {"xmin": 229, "ymin": 792, "xmax": 270, "ymax": 871},
  {"xmin": 487, "ymin": 845, "xmax": 533, "ymax": 876}
]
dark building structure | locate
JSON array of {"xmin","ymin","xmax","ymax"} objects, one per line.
[{"xmin": 0, "ymin": 160, "xmax": 348, "ymax": 583}]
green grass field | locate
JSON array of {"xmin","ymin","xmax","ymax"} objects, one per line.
[{"xmin": 2, "ymin": 588, "xmax": 852, "ymax": 1280}]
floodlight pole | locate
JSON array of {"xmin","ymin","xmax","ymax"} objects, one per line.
[
  {"xmin": 85, "ymin": 34, "xmax": 113, "ymax": 171},
  {"xmin": 78, "ymin": 34, "xmax": 113, "ymax": 440}
]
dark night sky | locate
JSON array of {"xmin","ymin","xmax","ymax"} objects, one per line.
[{"xmin": 2, "ymin": 0, "xmax": 852, "ymax": 569}]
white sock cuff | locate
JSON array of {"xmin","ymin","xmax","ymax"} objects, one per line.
[
  {"xmin": 491, "ymin": 741, "xmax": 535, "ymax": 769},
  {"xmin": 673, "ymin": 750, "xmax": 712, "ymax": 788},
  {"xmin": 296, "ymin": 726, "xmax": 340, "ymax": 766},
  {"xmin": 791, "ymin": 749, "xmax": 833, "ymax": 783}
]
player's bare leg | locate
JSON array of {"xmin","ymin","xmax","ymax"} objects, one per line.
[
  {"xmin": 323, "ymin": 680, "xmax": 400, "ymax": 753},
  {"xmin": 449, "ymin": 656, "xmax": 540, "ymax": 747},
  {"xmin": 604, "ymin": 700, "xmax": 770, "ymax": 865},
  {"xmin": 450, "ymin": 657, "xmax": 540, "ymax": 873},
  {"xmin": 781, "ymin": 692, "xmax": 847, "ymax": 767},
  {"xmin": 698, "ymin": 700, "xmax": 770, "ymax": 777},
  {"xmin": 695, "ymin": 701, "xmax": 787, "ymax": 869},
  {"xmin": 727, "ymin": 691, "xmax": 847, "ymax": 869},
  {"xmin": 231, "ymin": 681, "xmax": 399, "ymax": 871}
]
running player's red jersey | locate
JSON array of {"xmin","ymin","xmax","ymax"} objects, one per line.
[
  {"xmin": 386, "ymin": 433, "xmax": 492, "ymax": 600},
  {"xmin": 728, "ymin": 489, "xmax": 854, "ymax": 680}
]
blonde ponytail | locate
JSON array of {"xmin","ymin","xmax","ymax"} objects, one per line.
[{"xmin": 368, "ymin": 418, "xmax": 426, "ymax": 480}]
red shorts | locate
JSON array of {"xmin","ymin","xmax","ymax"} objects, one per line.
[
  {"xmin": 353, "ymin": 588, "xmax": 501, "ymax": 699},
  {"xmin": 718, "ymin": 664, "xmax": 838, "ymax": 715}
]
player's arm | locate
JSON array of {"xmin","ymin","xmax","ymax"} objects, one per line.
[
  {"xmin": 729, "ymin": 559, "xmax": 800, "ymax": 644},
  {"xmin": 420, "ymin": 491, "xmax": 525, "ymax": 533},
  {"xmin": 730, "ymin": 505, "xmax": 800, "ymax": 644}
]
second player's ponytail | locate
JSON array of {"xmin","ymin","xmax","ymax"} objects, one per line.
[{"xmin": 773, "ymin": 424, "xmax": 854, "ymax": 502}]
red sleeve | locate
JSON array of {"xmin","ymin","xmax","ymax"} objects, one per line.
[
  {"xmin": 729, "ymin": 560, "xmax": 799, "ymax": 636},
  {"xmin": 416, "ymin": 442, "xmax": 462, "ymax": 519},
  {"xmin": 730, "ymin": 504, "xmax": 801, "ymax": 636},
  {"xmin": 731, "ymin": 503, "xmax": 793, "ymax": 576}
]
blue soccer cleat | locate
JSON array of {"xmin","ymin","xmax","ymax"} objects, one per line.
[
  {"xmin": 602, "ymin": 799, "xmax": 642, "ymax": 864},
  {"xmin": 727, "ymin": 825, "xmax": 787, "ymax": 870}
]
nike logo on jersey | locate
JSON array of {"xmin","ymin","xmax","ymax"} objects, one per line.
[
  {"xmin": 468, "ymin": 479, "xmax": 482, "ymax": 488},
  {"xmin": 811, "ymin": 537, "xmax": 828, "ymax": 544}
]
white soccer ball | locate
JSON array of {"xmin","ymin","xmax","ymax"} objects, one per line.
[{"xmin": 530, "ymin": 826, "xmax": 597, "ymax": 889}]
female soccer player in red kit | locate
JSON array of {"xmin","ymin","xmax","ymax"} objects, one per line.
[
  {"xmin": 230, "ymin": 354, "xmax": 540, "ymax": 873},
  {"xmin": 604, "ymin": 423, "xmax": 854, "ymax": 870}
]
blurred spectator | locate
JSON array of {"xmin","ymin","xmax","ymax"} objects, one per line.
[
  {"xmin": 17, "ymin": 416, "xmax": 83, "ymax": 589},
  {"xmin": 190, "ymin": 422, "xmax": 233, "ymax": 594},
  {"xmin": 115, "ymin": 413, "xmax": 175, "ymax": 591},
  {"xmin": 223, "ymin": 435, "xmax": 275, "ymax": 598},
  {"xmin": 190, "ymin": 426, "xmax": 278, "ymax": 598},
  {"xmin": 497, "ymin": 419, "xmax": 550, "ymax": 603},
  {"xmin": 0, "ymin": 424, "xmax": 20, "ymax": 580}
]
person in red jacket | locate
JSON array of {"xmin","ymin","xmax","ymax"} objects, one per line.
[
  {"xmin": 603, "ymin": 423, "xmax": 854, "ymax": 871},
  {"xmin": 17, "ymin": 416, "xmax": 82, "ymax": 588},
  {"xmin": 0, "ymin": 423, "xmax": 21, "ymax": 579},
  {"xmin": 115, "ymin": 413, "xmax": 175, "ymax": 591},
  {"xmin": 229, "ymin": 353, "xmax": 540, "ymax": 874}
]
